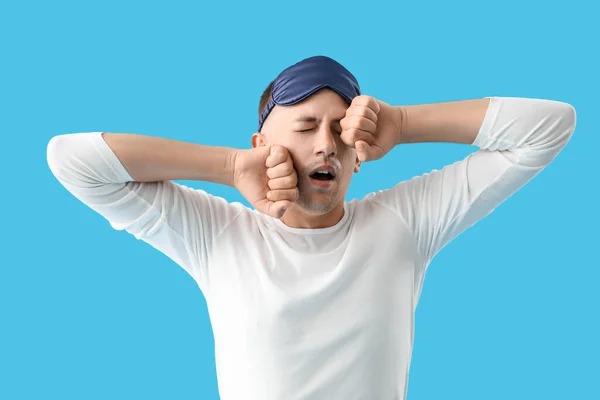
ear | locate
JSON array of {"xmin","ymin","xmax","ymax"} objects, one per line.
[
  {"xmin": 354, "ymin": 154, "xmax": 361, "ymax": 173},
  {"xmin": 251, "ymin": 132, "xmax": 268, "ymax": 148}
]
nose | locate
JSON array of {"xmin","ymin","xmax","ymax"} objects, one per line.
[{"xmin": 314, "ymin": 125, "xmax": 337, "ymax": 157}]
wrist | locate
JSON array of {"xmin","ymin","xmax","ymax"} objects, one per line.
[
  {"xmin": 228, "ymin": 149, "xmax": 242, "ymax": 189},
  {"xmin": 392, "ymin": 105, "xmax": 409, "ymax": 145}
]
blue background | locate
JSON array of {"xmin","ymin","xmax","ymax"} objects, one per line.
[{"xmin": 1, "ymin": 0, "xmax": 598, "ymax": 399}]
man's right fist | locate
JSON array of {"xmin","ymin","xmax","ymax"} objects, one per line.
[{"xmin": 233, "ymin": 144, "xmax": 299, "ymax": 219}]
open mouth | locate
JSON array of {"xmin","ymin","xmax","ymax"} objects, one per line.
[
  {"xmin": 309, "ymin": 165, "xmax": 337, "ymax": 181},
  {"xmin": 310, "ymin": 171, "xmax": 336, "ymax": 181}
]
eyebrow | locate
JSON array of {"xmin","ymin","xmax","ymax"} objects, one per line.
[{"xmin": 293, "ymin": 115, "xmax": 344, "ymax": 123}]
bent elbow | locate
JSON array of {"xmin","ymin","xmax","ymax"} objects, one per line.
[
  {"xmin": 537, "ymin": 101, "xmax": 577, "ymax": 165},
  {"xmin": 47, "ymin": 134, "xmax": 70, "ymax": 181},
  {"xmin": 46, "ymin": 132, "xmax": 105, "ymax": 188},
  {"xmin": 554, "ymin": 101, "xmax": 577, "ymax": 141}
]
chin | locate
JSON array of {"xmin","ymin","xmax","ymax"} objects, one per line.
[{"xmin": 296, "ymin": 193, "xmax": 340, "ymax": 215}]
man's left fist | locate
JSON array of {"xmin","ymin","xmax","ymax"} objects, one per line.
[{"xmin": 340, "ymin": 95, "xmax": 402, "ymax": 162}]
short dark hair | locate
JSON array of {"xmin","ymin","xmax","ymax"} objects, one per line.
[{"xmin": 258, "ymin": 80, "xmax": 275, "ymax": 121}]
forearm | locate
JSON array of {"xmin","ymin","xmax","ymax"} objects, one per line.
[
  {"xmin": 101, "ymin": 133, "xmax": 237, "ymax": 186},
  {"xmin": 396, "ymin": 98, "xmax": 491, "ymax": 145},
  {"xmin": 395, "ymin": 96, "xmax": 576, "ymax": 169}
]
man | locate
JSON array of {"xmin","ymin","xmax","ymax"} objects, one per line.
[{"xmin": 47, "ymin": 55, "xmax": 576, "ymax": 400}]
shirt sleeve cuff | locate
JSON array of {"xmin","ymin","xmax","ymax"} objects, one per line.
[
  {"xmin": 90, "ymin": 131, "xmax": 135, "ymax": 182},
  {"xmin": 471, "ymin": 96, "xmax": 502, "ymax": 149}
]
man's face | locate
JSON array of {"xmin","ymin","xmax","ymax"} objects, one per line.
[{"xmin": 252, "ymin": 88, "xmax": 360, "ymax": 215}]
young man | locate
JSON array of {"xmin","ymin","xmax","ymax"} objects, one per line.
[{"xmin": 47, "ymin": 55, "xmax": 576, "ymax": 400}]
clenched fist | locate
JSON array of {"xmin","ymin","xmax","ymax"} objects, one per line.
[
  {"xmin": 233, "ymin": 144, "xmax": 299, "ymax": 218},
  {"xmin": 340, "ymin": 95, "xmax": 403, "ymax": 162}
]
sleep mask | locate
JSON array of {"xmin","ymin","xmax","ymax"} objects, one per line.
[{"xmin": 258, "ymin": 55, "xmax": 361, "ymax": 131}]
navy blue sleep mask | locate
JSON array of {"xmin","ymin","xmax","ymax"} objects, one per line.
[{"xmin": 258, "ymin": 56, "xmax": 361, "ymax": 131}]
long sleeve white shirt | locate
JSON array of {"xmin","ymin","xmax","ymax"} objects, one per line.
[{"xmin": 47, "ymin": 97, "xmax": 576, "ymax": 400}]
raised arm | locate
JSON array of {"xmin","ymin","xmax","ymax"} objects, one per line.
[
  {"xmin": 46, "ymin": 132, "xmax": 246, "ymax": 286},
  {"xmin": 47, "ymin": 130, "xmax": 299, "ymax": 288},
  {"xmin": 364, "ymin": 96, "xmax": 576, "ymax": 276}
]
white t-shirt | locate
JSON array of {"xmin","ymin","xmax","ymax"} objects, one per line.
[{"xmin": 47, "ymin": 97, "xmax": 576, "ymax": 400}]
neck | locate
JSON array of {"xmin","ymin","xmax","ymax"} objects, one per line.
[{"xmin": 279, "ymin": 202, "xmax": 345, "ymax": 229}]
